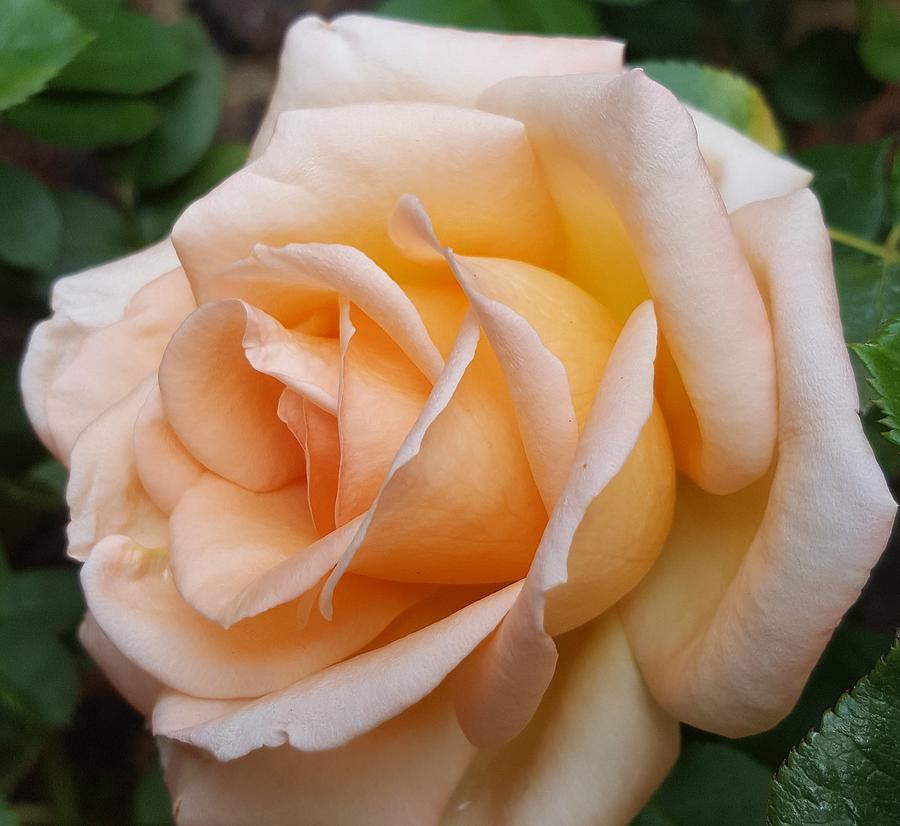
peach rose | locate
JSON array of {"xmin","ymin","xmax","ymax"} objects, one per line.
[{"xmin": 21, "ymin": 14, "xmax": 896, "ymax": 826}]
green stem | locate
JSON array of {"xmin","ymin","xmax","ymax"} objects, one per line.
[{"xmin": 828, "ymin": 227, "xmax": 895, "ymax": 261}]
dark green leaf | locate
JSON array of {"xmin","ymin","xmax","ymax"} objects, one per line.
[
  {"xmin": 640, "ymin": 60, "xmax": 782, "ymax": 151},
  {"xmin": 55, "ymin": 0, "xmax": 122, "ymax": 28},
  {"xmin": 134, "ymin": 764, "xmax": 173, "ymax": 826},
  {"xmin": 632, "ymin": 741, "xmax": 770, "ymax": 825},
  {"xmin": 851, "ymin": 315, "xmax": 900, "ymax": 449},
  {"xmin": 799, "ymin": 139, "xmax": 892, "ymax": 240},
  {"xmin": 860, "ymin": 1, "xmax": 900, "ymax": 83},
  {"xmin": 768, "ymin": 29, "xmax": 882, "ymax": 123},
  {"xmin": 5, "ymin": 94, "xmax": 160, "ymax": 148},
  {"xmin": 51, "ymin": 9, "xmax": 191, "ymax": 96},
  {"xmin": 0, "ymin": 164, "xmax": 62, "ymax": 270},
  {"xmin": 769, "ymin": 641, "xmax": 900, "ymax": 826},
  {"xmin": 602, "ymin": 0, "xmax": 710, "ymax": 60},
  {"xmin": 0, "ymin": 799, "xmax": 17, "ymax": 826},
  {"xmin": 0, "ymin": 0, "xmax": 93, "ymax": 111},
  {"xmin": 378, "ymin": 0, "xmax": 507, "ymax": 28},
  {"xmin": 137, "ymin": 142, "xmax": 248, "ymax": 243},
  {"xmin": 136, "ymin": 18, "xmax": 223, "ymax": 190},
  {"xmin": 0, "ymin": 567, "xmax": 83, "ymax": 635},
  {"xmin": 0, "ymin": 621, "xmax": 78, "ymax": 726},
  {"xmin": 0, "ymin": 673, "xmax": 47, "ymax": 795},
  {"xmin": 0, "ymin": 362, "xmax": 45, "ymax": 477},
  {"xmin": 48, "ymin": 190, "xmax": 135, "ymax": 276}
]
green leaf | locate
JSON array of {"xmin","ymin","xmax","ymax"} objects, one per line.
[
  {"xmin": 137, "ymin": 142, "xmax": 248, "ymax": 243},
  {"xmin": 768, "ymin": 29, "xmax": 882, "ymax": 123},
  {"xmin": 135, "ymin": 18, "xmax": 223, "ymax": 191},
  {"xmin": 0, "ymin": 567, "xmax": 83, "ymax": 636},
  {"xmin": 0, "ymin": 621, "xmax": 77, "ymax": 726},
  {"xmin": 640, "ymin": 60, "xmax": 783, "ymax": 151},
  {"xmin": 0, "ymin": 673, "xmax": 47, "ymax": 795},
  {"xmin": 0, "ymin": 799, "xmax": 17, "ymax": 826},
  {"xmin": 51, "ymin": 9, "xmax": 191, "ymax": 96},
  {"xmin": 377, "ymin": 0, "xmax": 600, "ymax": 34},
  {"xmin": 134, "ymin": 764, "xmax": 173, "ymax": 826},
  {"xmin": 851, "ymin": 315, "xmax": 900, "ymax": 449},
  {"xmin": 601, "ymin": 0, "xmax": 709, "ymax": 61},
  {"xmin": 769, "ymin": 641, "xmax": 900, "ymax": 826},
  {"xmin": 55, "ymin": 0, "xmax": 122, "ymax": 28},
  {"xmin": 860, "ymin": 1, "xmax": 900, "ymax": 83},
  {"xmin": 5, "ymin": 94, "xmax": 159, "ymax": 148},
  {"xmin": 0, "ymin": 362, "xmax": 44, "ymax": 477},
  {"xmin": 0, "ymin": 165, "xmax": 62, "ymax": 270},
  {"xmin": 48, "ymin": 189, "xmax": 135, "ymax": 276},
  {"xmin": 0, "ymin": 0, "xmax": 93, "ymax": 112},
  {"xmin": 799, "ymin": 139, "xmax": 893, "ymax": 241},
  {"xmin": 632, "ymin": 741, "xmax": 770, "ymax": 825}
]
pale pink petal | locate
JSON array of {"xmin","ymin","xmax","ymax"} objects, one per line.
[
  {"xmin": 133, "ymin": 385, "xmax": 204, "ymax": 515},
  {"xmin": 22, "ymin": 239, "xmax": 179, "ymax": 457},
  {"xmin": 455, "ymin": 302, "xmax": 671, "ymax": 746},
  {"xmin": 336, "ymin": 302, "xmax": 430, "ymax": 524},
  {"xmin": 66, "ymin": 377, "xmax": 167, "ymax": 561},
  {"xmin": 251, "ymin": 13, "xmax": 623, "ymax": 158},
  {"xmin": 214, "ymin": 243, "xmax": 443, "ymax": 384},
  {"xmin": 82, "ymin": 535, "xmax": 426, "ymax": 699},
  {"xmin": 168, "ymin": 473, "xmax": 318, "ymax": 625},
  {"xmin": 445, "ymin": 613, "xmax": 679, "ymax": 825},
  {"xmin": 161, "ymin": 685, "xmax": 475, "ymax": 826},
  {"xmin": 174, "ymin": 104, "xmax": 564, "ymax": 286},
  {"xmin": 157, "ymin": 300, "xmax": 305, "ymax": 491},
  {"xmin": 480, "ymin": 70, "xmax": 777, "ymax": 495},
  {"xmin": 621, "ymin": 190, "xmax": 897, "ymax": 736},
  {"xmin": 152, "ymin": 582, "xmax": 521, "ymax": 759},
  {"xmin": 27, "ymin": 264, "xmax": 194, "ymax": 463},
  {"xmin": 79, "ymin": 612, "xmax": 161, "ymax": 716},
  {"xmin": 688, "ymin": 108, "xmax": 812, "ymax": 212}
]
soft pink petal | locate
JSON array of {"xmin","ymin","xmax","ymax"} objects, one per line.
[
  {"xmin": 480, "ymin": 70, "xmax": 777, "ymax": 495},
  {"xmin": 82, "ymin": 535, "xmax": 425, "ymax": 699},
  {"xmin": 688, "ymin": 108, "xmax": 812, "ymax": 212},
  {"xmin": 133, "ymin": 385, "xmax": 204, "ymax": 515},
  {"xmin": 445, "ymin": 613, "xmax": 679, "ymax": 825},
  {"xmin": 66, "ymin": 377, "xmax": 167, "ymax": 561},
  {"xmin": 79, "ymin": 612, "xmax": 161, "ymax": 716},
  {"xmin": 152, "ymin": 582, "xmax": 521, "ymax": 759},
  {"xmin": 174, "ymin": 103, "xmax": 564, "ymax": 286},
  {"xmin": 21, "ymin": 240, "xmax": 179, "ymax": 458},
  {"xmin": 161, "ymin": 684, "xmax": 475, "ymax": 826},
  {"xmin": 168, "ymin": 473, "xmax": 318, "ymax": 625},
  {"xmin": 250, "ymin": 13, "xmax": 623, "ymax": 158},
  {"xmin": 157, "ymin": 300, "xmax": 305, "ymax": 491},
  {"xmin": 455, "ymin": 302, "xmax": 668, "ymax": 746},
  {"xmin": 621, "ymin": 190, "xmax": 897, "ymax": 736}
]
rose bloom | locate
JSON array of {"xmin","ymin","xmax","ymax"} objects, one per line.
[{"xmin": 21, "ymin": 14, "xmax": 896, "ymax": 826}]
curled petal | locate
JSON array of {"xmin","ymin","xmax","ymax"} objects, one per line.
[{"xmin": 621, "ymin": 190, "xmax": 897, "ymax": 735}]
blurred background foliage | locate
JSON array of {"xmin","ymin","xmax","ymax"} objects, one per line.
[{"xmin": 0, "ymin": 0, "xmax": 898, "ymax": 824}]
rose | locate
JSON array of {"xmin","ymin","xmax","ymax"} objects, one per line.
[{"xmin": 21, "ymin": 14, "xmax": 895, "ymax": 826}]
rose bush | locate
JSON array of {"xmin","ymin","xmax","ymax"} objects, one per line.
[{"xmin": 21, "ymin": 14, "xmax": 896, "ymax": 826}]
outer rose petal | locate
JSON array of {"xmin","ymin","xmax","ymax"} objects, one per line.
[
  {"xmin": 479, "ymin": 69, "xmax": 777, "ymax": 495},
  {"xmin": 161, "ymin": 685, "xmax": 475, "ymax": 826},
  {"xmin": 21, "ymin": 241, "xmax": 192, "ymax": 463},
  {"xmin": 174, "ymin": 104, "xmax": 564, "ymax": 286},
  {"xmin": 444, "ymin": 613, "xmax": 679, "ymax": 826},
  {"xmin": 250, "ymin": 14, "xmax": 623, "ymax": 158},
  {"xmin": 621, "ymin": 190, "xmax": 896, "ymax": 736}
]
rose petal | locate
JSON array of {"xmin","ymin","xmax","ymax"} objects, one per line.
[
  {"xmin": 152, "ymin": 582, "xmax": 521, "ymax": 758},
  {"xmin": 480, "ymin": 69, "xmax": 777, "ymax": 495},
  {"xmin": 174, "ymin": 103, "xmax": 565, "ymax": 286},
  {"xmin": 455, "ymin": 301, "xmax": 671, "ymax": 745},
  {"xmin": 621, "ymin": 190, "xmax": 897, "ymax": 736},
  {"xmin": 158, "ymin": 300, "xmax": 305, "ymax": 491},
  {"xmin": 160, "ymin": 684, "xmax": 475, "ymax": 826},
  {"xmin": 444, "ymin": 613, "xmax": 679, "ymax": 825},
  {"xmin": 688, "ymin": 107, "xmax": 812, "ymax": 212},
  {"xmin": 83, "ymin": 535, "xmax": 427, "ymax": 699},
  {"xmin": 66, "ymin": 377, "xmax": 167, "ymax": 561},
  {"xmin": 250, "ymin": 14, "xmax": 623, "ymax": 158}
]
